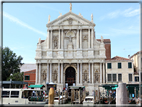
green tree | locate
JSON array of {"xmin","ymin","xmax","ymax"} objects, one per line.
[
  {"xmin": 7, "ymin": 72, "xmax": 24, "ymax": 81},
  {"xmin": 2, "ymin": 47, "xmax": 24, "ymax": 81}
]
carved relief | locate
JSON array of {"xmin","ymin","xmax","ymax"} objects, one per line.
[
  {"xmin": 71, "ymin": 64, "xmax": 77, "ymax": 69},
  {"xmin": 64, "ymin": 64, "xmax": 68, "ymax": 69},
  {"xmin": 46, "ymin": 51, "xmax": 52, "ymax": 57},
  {"xmin": 36, "ymin": 51, "xmax": 41, "ymax": 57},
  {"xmin": 67, "ymin": 18, "xmax": 73, "ymax": 25},
  {"xmin": 42, "ymin": 52, "xmax": 46, "ymax": 57},
  {"xmin": 83, "ymin": 35, "xmax": 88, "ymax": 41}
]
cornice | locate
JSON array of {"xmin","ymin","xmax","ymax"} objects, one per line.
[{"xmin": 46, "ymin": 11, "xmax": 95, "ymax": 27}]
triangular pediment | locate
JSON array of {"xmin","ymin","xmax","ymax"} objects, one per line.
[{"xmin": 46, "ymin": 12, "xmax": 95, "ymax": 27}]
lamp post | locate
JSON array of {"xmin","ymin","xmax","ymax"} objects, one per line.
[{"xmin": 10, "ymin": 73, "xmax": 13, "ymax": 88}]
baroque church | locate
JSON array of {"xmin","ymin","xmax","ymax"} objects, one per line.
[{"xmin": 35, "ymin": 4, "xmax": 111, "ymax": 92}]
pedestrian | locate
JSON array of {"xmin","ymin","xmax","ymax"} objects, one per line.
[
  {"xmin": 109, "ymin": 90, "xmax": 112, "ymax": 98},
  {"xmin": 92, "ymin": 90, "xmax": 94, "ymax": 96}
]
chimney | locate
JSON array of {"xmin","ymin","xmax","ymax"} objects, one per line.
[{"xmin": 128, "ymin": 55, "xmax": 130, "ymax": 59}]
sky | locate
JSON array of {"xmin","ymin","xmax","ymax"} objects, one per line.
[{"xmin": 3, "ymin": 2, "xmax": 140, "ymax": 63}]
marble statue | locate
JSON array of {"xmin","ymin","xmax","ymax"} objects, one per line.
[
  {"xmin": 69, "ymin": 3, "xmax": 72, "ymax": 11},
  {"xmin": 42, "ymin": 71, "xmax": 46, "ymax": 80},
  {"xmin": 58, "ymin": 12, "xmax": 62, "ymax": 18},
  {"xmin": 101, "ymin": 36, "xmax": 103, "ymax": 42},
  {"xmin": 54, "ymin": 40, "xmax": 58, "ymax": 48},
  {"xmin": 69, "ymin": 35, "xmax": 72, "ymax": 42},
  {"xmin": 59, "ymin": 12, "xmax": 62, "ymax": 16},
  {"xmin": 91, "ymin": 14, "xmax": 93, "ymax": 22},
  {"xmin": 39, "ymin": 38, "xmax": 41, "ymax": 45},
  {"xmin": 48, "ymin": 15, "xmax": 50, "ymax": 23}
]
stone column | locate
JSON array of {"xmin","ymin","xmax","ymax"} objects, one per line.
[
  {"xmin": 58, "ymin": 29, "xmax": 60, "ymax": 49},
  {"xmin": 92, "ymin": 63, "xmax": 94, "ymax": 84},
  {"xmin": 39, "ymin": 63, "xmax": 41, "ymax": 84},
  {"xmin": 80, "ymin": 29, "xmax": 82, "ymax": 49},
  {"xmin": 36, "ymin": 63, "xmax": 39, "ymax": 84},
  {"xmin": 80, "ymin": 63, "xmax": 82, "ymax": 84},
  {"xmin": 61, "ymin": 29, "xmax": 64, "ymax": 49},
  {"xmin": 61, "ymin": 63, "xmax": 63, "ymax": 84},
  {"xmin": 50, "ymin": 63, "xmax": 52, "ymax": 82},
  {"xmin": 46, "ymin": 63, "xmax": 49, "ymax": 83},
  {"xmin": 91, "ymin": 28, "xmax": 94, "ymax": 48},
  {"xmin": 77, "ymin": 63, "xmax": 79, "ymax": 84},
  {"xmin": 77, "ymin": 29, "xmax": 79, "ymax": 49},
  {"xmin": 58, "ymin": 63, "xmax": 60, "ymax": 83},
  {"xmin": 47, "ymin": 29, "xmax": 50, "ymax": 49},
  {"xmin": 50, "ymin": 30, "xmax": 52, "ymax": 49},
  {"xmin": 116, "ymin": 83, "xmax": 128, "ymax": 104},
  {"xmin": 88, "ymin": 28, "xmax": 90, "ymax": 48},
  {"xmin": 100, "ymin": 63, "xmax": 102, "ymax": 83},
  {"xmin": 88, "ymin": 63, "xmax": 90, "ymax": 83},
  {"xmin": 103, "ymin": 63, "xmax": 105, "ymax": 83}
]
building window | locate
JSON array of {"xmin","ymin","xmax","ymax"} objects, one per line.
[
  {"xmin": 118, "ymin": 63, "xmax": 121, "ymax": 69},
  {"xmin": 118, "ymin": 74, "xmax": 122, "ymax": 81},
  {"xmin": 107, "ymin": 63, "xmax": 111, "ymax": 69},
  {"xmin": 108, "ymin": 74, "xmax": 111, "ymax": 82},
  {"xmin": 25, "ymin": 76, "xmax": 30, "ymax": 80},
  {"xmin": 113, "ymin": 74, "xmax": 116, "ymax": 82},
  {"xmin": 129, "ymin": 74, "xmax": 132, "ymax": 82},
  {"xmin": 135, "ymin": 76, "xmax": 139, "ymax": 82},
  {"xmin": 128, "ymin": 62, "xmax": 132, "ymax": 68}
]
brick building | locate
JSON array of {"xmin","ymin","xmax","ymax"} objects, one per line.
[{"xmin": 23, "ymin": 69, "xmax": 36, "ymax": 88}]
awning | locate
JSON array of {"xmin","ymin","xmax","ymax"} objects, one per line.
[
  {"xmin": 99, "ymin": 84, "xmax": 118, "ymax": 90},
  {"xmin": 126, "ymin": 84, "xmax": 142, "ymax": 87},
  {"xmin": 69, "ymin": 86, "xmax": 85, "ymax": 89},
  {"xmin": 28, "ymin": 85, "xmax": 45, "ymax": 88}
]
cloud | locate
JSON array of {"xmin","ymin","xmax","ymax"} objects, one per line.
[
  {"xmin": 36, "ymin": 4, "xmax": 65, "ymax": 13},
  {"xmin": 100, "ymin": 7, "xmax": 140, "ymax": 20},
  {"xmin": 3, "ymin": 11, "xmax": 47, "ymax": 37},
  {"xmin": 123, "ymin": 8, "xmax": 139, "ymax": 17},
  {"xmin": 109, "ymin": 27, "xmax": 139, "ymax": 36},
  {"xmin": 108, "ymin": 10, "xmax": 120, "ymax": 19}
]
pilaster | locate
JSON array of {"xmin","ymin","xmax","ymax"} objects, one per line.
[
  {"xmin": 36, "ymin": 63, "xmax": 39, "ymax": 84},
  {"xmin": 46, "ymin": 63, "xmax": 49, "ymax": 83},
  {"xmin": 39, "ymin": 63, "xmax": 41, "ymax": 84},
  {"xmin": 100, "ymin": 63, "xmax": 102, "ymax": 84}
]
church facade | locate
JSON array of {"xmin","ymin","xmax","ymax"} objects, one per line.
[{"xmin": 35, "ymin": 5, "xmax": 109, "ymax": 92}]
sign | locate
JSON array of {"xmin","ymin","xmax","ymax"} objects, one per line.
[{"xmin": 73, "ymin": 83, "xmax": 75, "ymax": 86}]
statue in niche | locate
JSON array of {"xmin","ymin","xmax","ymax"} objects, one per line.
[
  {"xmin": 95, "ymin": 70, "xmax": 99, "ymax": 83},
  {"xmin": 42, "ymin": 70, "xmax": 46, "ymax": 81},
  {"xmin": 54, "ymin": 40, "xmax": 58, "ymax": 49},
  {"xmin": 84, "ymin": 70, "xmax": 87, "ymax": 82},
  {"xmin": 54, "ymin": 70, "xmax": 57, "ymax": 81},
  {"xmin": 69, "ymin": 35, "xmax": 72, "ymax": 42}
]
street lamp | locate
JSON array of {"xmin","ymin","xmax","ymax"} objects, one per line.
[{"xmin": 10, "ymin": 73, "xmax": 13, "ymax": 88}]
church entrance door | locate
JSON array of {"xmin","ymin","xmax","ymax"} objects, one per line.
[{"xmin": 65, "ymin": 67, "xmax": 76, "ymax": 86}]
